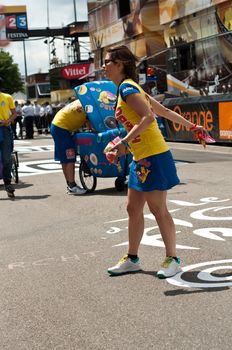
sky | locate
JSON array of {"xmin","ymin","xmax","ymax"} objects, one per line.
[{"xmin": 1, "ymin": 0, "xmax": 89, "ymax": 76}]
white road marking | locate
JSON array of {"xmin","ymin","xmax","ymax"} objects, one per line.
[
  {"xmin": 18, "ymin": 159, "xmax": 80, "ymax": 177},
  {"xmin": 15, "ymin": 145, "xmax": 54, "ymax": 153},
  {"xmin": 167, "ymin": 259, "xmax": 232, "ymax": 288}
]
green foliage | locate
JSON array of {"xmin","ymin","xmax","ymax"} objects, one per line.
[{"xmin": 0, "ymin": 50, "xmax": 23, "ymax": 94}]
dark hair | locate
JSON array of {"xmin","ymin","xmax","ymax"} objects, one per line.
[{"xmin": 106, "ymin": 45, "xmax": 139, "ymax": 82}]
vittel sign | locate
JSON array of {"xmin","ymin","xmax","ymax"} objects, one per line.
[{"xmin": 61, "ymin": 63, "xmax": 90, "ymax": 79}]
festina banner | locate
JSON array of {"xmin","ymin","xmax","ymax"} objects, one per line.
[
  {"xmin": 0, "ymin": 6, "xmax": 28, "ymax": 40},
  {"xmin": 163, "ymin": 95, "xmax": 232, "ymax": 143}
]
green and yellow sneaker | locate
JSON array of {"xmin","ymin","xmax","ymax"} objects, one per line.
[
  {"xmin": 107, "ymin": 255, "xmax": 141, "ymax": 275},
  {"xmin": 157, "ymin": 256, "xmax": 182, "ymax": 279}
]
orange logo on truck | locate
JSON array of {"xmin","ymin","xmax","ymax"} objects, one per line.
[
  {"xmin": 219, "ymin": 102, "xmax": 232, "ymax": 140},
  {"xmin": 172, "ymin": 105, "xmax": 213, "ymax": 132}
]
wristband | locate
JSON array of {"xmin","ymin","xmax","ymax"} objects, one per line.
[
  {"xmin": 121, "ymin": 139, "xmax": 129, "ymax": 148},
  {"xmin": 190, "ymin": 124, "xmax": 197, "ymax": 131}
]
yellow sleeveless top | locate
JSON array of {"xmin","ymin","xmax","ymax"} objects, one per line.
[{"xmin": 115, "ymin": 79, "xmax": 168, "ymax": 161}]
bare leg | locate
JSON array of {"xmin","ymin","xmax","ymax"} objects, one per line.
[
  {"xmin": 127, "ymin": 188, "xmax": 146, "ymax": 255},
  {"xmin": 146, "ymin": 190, "xmax": 176, "ymax": 257},
  {"xmin": 62, "ymin": 162, "xmax": 75, "ymax": 184}
]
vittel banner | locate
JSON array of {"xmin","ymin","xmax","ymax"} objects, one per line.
[{"xmin": 61, "ymin": 63, "xmax": 91, "ymax": 80}]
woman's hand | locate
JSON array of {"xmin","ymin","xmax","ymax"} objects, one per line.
[
  {"xmin": 0, "ymin": 119, "xmax": 10, "ymax": 126},
  {"xmin": 190, "ymin": 124, "xmax": 215, "ymax": 147},
  {"xmin": 104, "ymin": 137, "xmax": 128, "ymax": 164},
  {"xmin": 110, "ymin": 140, "xmax": 127, "ymax": 157},
  {"xmin": 190, "ymin": 124, "xmax": 204, "ymax": 132}
]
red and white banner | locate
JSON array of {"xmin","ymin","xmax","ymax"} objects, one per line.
[{"xmin": 61, "ymin": 63, "xmax": 90, "ymax": 80}]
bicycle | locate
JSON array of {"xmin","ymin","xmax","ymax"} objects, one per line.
[
  {"xmin": 0, "ymin": 143, "xmax": 19, "ymax": 198},
  {"xmin": 11, "ymin": 150, "xmax": 19, "ymax": 184}
]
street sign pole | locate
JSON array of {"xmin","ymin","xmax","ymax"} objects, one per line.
[{"xmin": 23, "ymin": 39, "xmax": 28, "ymax": 98}]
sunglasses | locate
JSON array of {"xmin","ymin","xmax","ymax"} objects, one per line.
[{"xmin": 104, "ymin": 59, "xmax": 115, "ymax": 65}]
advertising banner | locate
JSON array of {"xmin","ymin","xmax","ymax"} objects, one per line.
[
  {"xmin": 88, "ymin": 1, "xmax": 118, "ymax": 33},
  {"xmin": 91, "ymin": 20, "xmax": 125, "ymax": 50},
  {"xmin": 61, "ymin": 64, "xmax": 91, "ymax": 80},
  {"xmin": 90, "ymin": 0, "xmax": 162, "ymax": 50},
  {"xmin": 163, "ymin": 1, "xmax": 232, "ymax": 96},
  {"xmin": 0, "ymin": 5, "xmax": 28, "ymax": 40},
  {"xmin": 159, "ymin": 0, "xmax": 213, "ymax": 24},
  {"xmin": 212, "ymin": 0, "xmax": 229, "ymax": 4},
  {"xmin": 218, "ymin": 101, "xmax": 232, "ymax": 140},
  {"xmin": 163, "ymin": 96, "xmax": 232, "ymax": 143},
  {"xmin": 164, "ymin": 9, "xmax": 217, "ymax": 47}
]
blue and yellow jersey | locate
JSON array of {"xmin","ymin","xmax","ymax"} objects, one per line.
[
  {"xmin": 52, "ymin": 100, "xmax": 86, "ymax": 132},
  {"xmin": 0, "ymin": 92, "xmax": 15, "ymax": 120},
  {"xmin": 115, "ymin": 79, "xmax": 168, "ymax": 161}
]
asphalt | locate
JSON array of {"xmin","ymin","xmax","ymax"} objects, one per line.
[{"xmin": 0, "ymin": 135, "xmax": 231, "ymax": 350}]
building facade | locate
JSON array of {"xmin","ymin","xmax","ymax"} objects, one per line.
[
  {"xmin": 87, "ymin": 0, "xmax": 232, "ymax": 97},
  {"xmin": 87, "ymin": 0, "xmax": 168, "ymax": 94},
  {"xmin": 161, "ymin": 0, "xmax": 232, "ymax": 96},
  {"xmin": 26, "ymin": 73, "xmax": 51, "ymax": 103}
]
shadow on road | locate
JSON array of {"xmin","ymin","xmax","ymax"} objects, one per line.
[
  {"xmin": 1, "ymin": 182, "xmax": 51, "ymax": 200},
  {"xmin": 0, "ymin": 182, "xmax": 33, "ymax": 190},
  {"xmin": 86, "ymin": 187, "xmax": 128, "ymax": 196},
  {"xmin": 164, "ymin": 286, "xmax": 230, "ymax": 296},
  {"xmin": 108, "ymin": 270, "xmax": 157, "ymax": 277},
  {"xmin": 0, "ymin": 195, "xmax": 51, "ymax": 201}
]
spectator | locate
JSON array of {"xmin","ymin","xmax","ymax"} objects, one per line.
[
  {"xmin": 39, "ymin": 103, "xmax": 46, "ymax": 134},
  {"xmin": 44, "ymin": 101, "xmax": 53, "ymax": 133},
  {"xmin": 12, "ymin": 100, "xmax": 23, "ymax": 139},
  {"xmin": 33, "ymin": 100, "xmax": 42, "ymax": 134},
  {"xmin": 22, "ymin": 100, "xmax": 34, "ymax": 139}
]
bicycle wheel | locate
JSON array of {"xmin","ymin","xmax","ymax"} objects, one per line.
[
  {"xmin": 11, "ymin": 153, "xmax": 19, "ymax": 183},
  {"xmin": 79, "ymin": 159, "xmax": 97, "ymax": 192}
]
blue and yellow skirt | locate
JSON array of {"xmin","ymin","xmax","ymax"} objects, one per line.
[{"xmin": 128, "ymin": 150, "xmax": 180, "ymax": 192}]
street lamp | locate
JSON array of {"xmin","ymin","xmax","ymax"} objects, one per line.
[
  {"xmin": 47, "ymin": 0, "xmax": 50, "ymax": 27},
  {"xmin": 73, "ymin": 0, "xmax": 77, "ymax": 22},
  {"xmin": 47, "ymin": 0, "xmax": 51, "ymax": 66},
  {"xmin": 22, "ymin": 39, "xmax": 28, "ymax": 98}
]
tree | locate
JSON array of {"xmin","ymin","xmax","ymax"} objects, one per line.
[{"xmin": 0, "ymin": 50, "xmax": 23, "ymax": 94}]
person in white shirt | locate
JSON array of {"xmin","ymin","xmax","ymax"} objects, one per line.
[
  {"xmin": 33, "ymin": 100, "xmax": 42, "ymax": 134},
  {"xmin": 12, "ymin": 100, "xmax": 23, "ymax": 139},
  {"xmin": 44, "ymin": 101, "xmax": 53, "ymax": 134},
  {"xmin": 22, "ymin": 100, "xmax": 35, "ymax": 139}
]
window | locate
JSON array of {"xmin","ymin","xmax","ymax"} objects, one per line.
[
  {"xmin": 167, "ymin": 48, "xmax": 179, "ymax": 73},
  {"xmin": 118, "ymin": 0, "xmax": 130, "ymax": 18},
  {"xmin": 179, "ymin": 43, "xmax": 196, "ymax": 71},
  {"xmin": 167, "ymin": 43, "xmax": 196, "ymax": 73},
  {"xmin": 37, "ymin": 83, "xmax": 50, "ymax": 96}
]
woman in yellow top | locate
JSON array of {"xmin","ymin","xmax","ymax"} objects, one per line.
[
  {"xmin": 50, "ymin": 99, "xmax": 87, "ymax": 195},
  {"xmin": 104, "ymin": 45, "xmax": 203, "ymax": 278}
]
